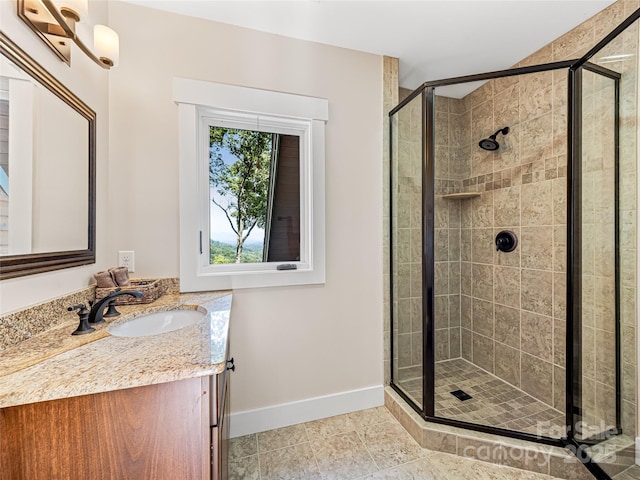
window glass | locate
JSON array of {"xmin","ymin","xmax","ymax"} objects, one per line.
[{"xmin": 208, "ymin": 126, "xmax": 300, "ymax": 264}]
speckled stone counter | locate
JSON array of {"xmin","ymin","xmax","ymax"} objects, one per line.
[{"xmin": 0, "ymin": 290, "xmax": 232, "ymax": 409}]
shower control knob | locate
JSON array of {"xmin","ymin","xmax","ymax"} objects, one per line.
[{"xmin": 496, "ymin": 230, "xmax": 518, "ymax": 253}]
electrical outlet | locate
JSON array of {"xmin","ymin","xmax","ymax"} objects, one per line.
[{"xmin": 118, "ymin": 250, "xmax": 135, "ymax": 272}]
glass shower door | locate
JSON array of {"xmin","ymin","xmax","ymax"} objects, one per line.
[
  {"xmin": 574, "ymin": 66, "xmax": 619, "ymax": 444},
  {"xmin": 570, "ymin": 8, "xmax": 639, "ymax": 477},
  {"xmin": 390, "ymin": 91, "xmax": 424, "ymax": 409}
]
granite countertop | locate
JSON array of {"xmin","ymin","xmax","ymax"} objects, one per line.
[{"xmin": 0, "ymin": 290, "xmax": 232, "ymax": 409}]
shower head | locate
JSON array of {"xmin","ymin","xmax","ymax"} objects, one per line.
[
  {"xmin": 479, "ymin": 137, "xmax": 499, "ymax": 151},
  {"xmin": 479, "ymin": 126, "xmax": 510, "ymax": 151}
]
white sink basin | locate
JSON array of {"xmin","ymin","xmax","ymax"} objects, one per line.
[{"xmin": 107, "ymin": 309, "xmax": 205, "ymax": 337}]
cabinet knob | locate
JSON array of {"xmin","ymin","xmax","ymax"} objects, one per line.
[{"xmin": 226, "ymin": 358, "xmax": 235, "ymax": 371}]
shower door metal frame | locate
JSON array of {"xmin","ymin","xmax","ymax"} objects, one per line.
[
  {"xmin": 565, "ymin": 7, "xmax": 640, "ymax": 478},
  {"xmin": 390, "ymin": 59, "xmax": 578, "ymax": 449},
  {"xmin": 422, "ymin": 86, "xmax": 436, "ymax": 418},
  {"xmin": 569, "ymin": 62, "xmax": 622, "ymax": 439},
  {"xmin": 567, "ymin": 61, "xmax": 621, "ymax": 480},
  {"xmin": 389, "ymin": 7, "xmax": 640, "ymax": 479}
]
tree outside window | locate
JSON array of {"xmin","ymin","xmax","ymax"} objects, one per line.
[{"xmin": 209, "ymin": 127, "xmax": 272, "ymax": 264}]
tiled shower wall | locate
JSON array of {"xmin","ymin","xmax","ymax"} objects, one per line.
[
  {"xmin": 386, "ymin": 0, "xmax": 638, "ymax": 436},
  {"xmin": 449, "ymin": 0, "xmax": 638, "ymax": 431},
  {"xmin": 435, "ymin": 2, "xmax": 638, "ymax": 433},
  {"xmin": 434, "ymin": 97, "xmax": 463, "ymax": 362}
]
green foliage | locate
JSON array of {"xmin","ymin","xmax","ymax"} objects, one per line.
[
  {"xmin": 209, "ymin": 127, "xmax": 272, "ymax": 263},
  {"xmin": 210, "ymin": 241, "xmax": 263, "ymax": 264}
]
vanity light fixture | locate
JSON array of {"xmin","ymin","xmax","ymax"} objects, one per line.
[{"xmin": 17, "ymin": 0, "xmax": 119, "ymax": 68}]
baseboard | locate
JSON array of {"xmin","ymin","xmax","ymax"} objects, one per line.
[
  {"xmin": 229, "ymin": 385, "xmax": 384, "ymax": 438},
  {"xmin": 636, "ymin": 436, "xmax": 640, "ymax": 466}
]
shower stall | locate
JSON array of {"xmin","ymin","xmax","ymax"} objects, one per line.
[{"xmin": 389, "ymin": 8, "xmax": 639, "ymax": 479}]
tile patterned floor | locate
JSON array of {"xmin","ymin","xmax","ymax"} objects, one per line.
[
  {"xmin": 616, "ymin": 465, "xmax": 640, "ymax": 479},
  {"xmin": 229, "ymin": 406, "xmax": 565, "ymax": 480},
  {"xmin": 397, "ymin": 358, "xmax": 565, "ymax": 439}
]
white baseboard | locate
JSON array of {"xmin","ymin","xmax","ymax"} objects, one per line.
[{"xmin": 229, "ymin": 385, "xmax": 384, "ymax": 438}]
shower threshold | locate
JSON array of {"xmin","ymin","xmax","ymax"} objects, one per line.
[{"xmin": 385, "ymin": 385, "xmax": 596, "ymax": 479}]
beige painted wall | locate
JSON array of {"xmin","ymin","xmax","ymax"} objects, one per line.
[
  {"xmin": 0, "ymin": 1, "xmax": 110, "ymax": 314},
  {"xmin": 107, "ymin": 2, "xmax": 384, "ymax": 413}
]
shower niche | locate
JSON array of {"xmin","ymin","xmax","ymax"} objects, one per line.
[{"xmin": 389, "ymin": 7, "xmax": 639, "ymax": 479}]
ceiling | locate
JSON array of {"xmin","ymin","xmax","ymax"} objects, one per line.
[{"xmin": 120, "ymin": 0, "xmax": 616, "ymax": 97}]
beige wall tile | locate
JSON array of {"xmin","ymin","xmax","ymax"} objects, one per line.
[
  {"xmin": 554, "ymin": 318, "xmax": 566, "ymax": 367},
  {"xmin": 494, "ymin": 265, "xmax": 521, "ymax": 308},
  {"xmin": 521, "ymin": 180, "xmax": 553, "ymax": 226},
  {"xmin": 521, "ymin": 269, "xmax": 553, "ymax": 316},
  {"xmin": 449, "ymin": 295, "xmax": 461, "ymax": 327},
  {"xmin": 462, "ymin": 327, "xmax": 472, "ymax": 361},
  {"xmin": 552, "ymin": 20, "xmax": 595, "ymax": 61},
  {"xmin": 472, "ymin": 228, "xmax": 494, "ymax": 264},
  {"xmin": 411, "ymin": 332, "xmax": 424, "ymax": 366},
  {"xmin": 494, "ymin": 305, "xmax": 521, "ymax": 349},
  {"xmin": 472, "ymin": 263, "xmax": 494, "ymax": 301},
  {"xmin": 521, "ymin": 353, "xmax": 553, "ymax": 405},
  {"xmin": 519, "ymin": 71, "xmax": 553, "ymax": 123},
  {"xmin": 471, "ymin": 191, "xmax": 494, "ymax": 228},
  {"xmin": 472, "ymin": 333, "xmax": 494, "ymax": 373},
  {"xmin": 521, "ymin": 311, "xmax": 553, "ymax": 362},
  {"xmin": 493, "ymin": 186, "xmax": 521, "ymax": 227},
  {"xmin": 495, "ymin": 343, "xmax": 521, "ymax": 387},
  {"xmin": 450, "ymin": 328, "xmax": 461, "ymax": 358},
  {"xmin": 435, "ymin": 296, "xmax": 449, "ymax": 330},
  {"xmin": 521, "ymin": 226, "xmax": 554, "ymax": 270},
  {"xmin": 553, "ymin": 272, "xmax": 566, "ymax": 321},
  {"xmin": 472, "ymin": 100, "xmax": 495, "ymax": 146},
  {"xmin": 461, "ymin": 295, "xmax": 472, "ymax": 330},
  {"xmin": 472, "ymin": 298, "xmax": 494, "ymax": 337},
  {"xmin": 554, "ymin": 366, "xmax": 565, "ymax": 412},
  {"xmin": 553, "ymin": 225, "xmax": 566, "ymax": 273},
  {"xmin": 493, "ymin": 84, "xmax": 520, "ymax": 133}
]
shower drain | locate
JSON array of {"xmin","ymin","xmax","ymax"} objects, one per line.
[{"xmin": 450, "ymin": 389, "xmax": 473, "ymax": 401}]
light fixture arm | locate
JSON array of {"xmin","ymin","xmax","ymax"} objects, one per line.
[{"xmin": 18, "ymin": 0, "xmax": 117, "ymax": 69}]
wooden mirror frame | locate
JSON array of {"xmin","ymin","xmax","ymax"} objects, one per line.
[{"xmin": 0, "ymin": 32, "xmax": 96, "ymax": 280}]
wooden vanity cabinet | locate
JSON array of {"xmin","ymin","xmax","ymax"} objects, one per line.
[{"xmin": 0, "ymin": 372, "xmax": 230, "ymax": 480}]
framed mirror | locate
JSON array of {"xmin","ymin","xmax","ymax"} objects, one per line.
[{"xmin": 0, "ymin": 32, "xmax": 95, "ymax": 280}]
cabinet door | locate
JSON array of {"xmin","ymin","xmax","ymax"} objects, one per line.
[
  {"xmin": 0, "ymin": 378, "xmax": 210, "ymax": 480},
  {"xmin": 211, "ymin": 366, "xmax": 230, "ymax": 480}
]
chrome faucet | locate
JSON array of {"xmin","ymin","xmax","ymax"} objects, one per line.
[{"xmin": 88, "ymin": 288, "xmax": 144, "ymax": 325}]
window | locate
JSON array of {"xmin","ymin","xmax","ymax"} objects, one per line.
[{"xmin": 174, "ymin": 78, "xmax": 328, "ymax": 290}]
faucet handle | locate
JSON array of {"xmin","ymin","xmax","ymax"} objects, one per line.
[
  {"xmin": 68, "ymin": 304, "xmax": 95, "ymax": 335},
  {"xmin": 68, "ymin": 303, "xmax": 89, "ymax": 315}
]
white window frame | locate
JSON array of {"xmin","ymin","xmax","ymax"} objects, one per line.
[{"xmin": 174, "ymin": 78, "xmax": 327, "ymax": 291}]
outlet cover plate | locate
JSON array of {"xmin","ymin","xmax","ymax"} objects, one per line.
[{"xmin": 118, "ymin": 250, "xmax": 135, "ymax": 272}]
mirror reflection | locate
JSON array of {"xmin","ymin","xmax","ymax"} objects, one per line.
[{"xmin": 0, "ymin": 53, "xmax": 89, "ymax": 256}]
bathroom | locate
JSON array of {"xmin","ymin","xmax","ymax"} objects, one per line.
[{"xmin": 0, "ymin": 0, "xmax": 639, "ymax": 479}]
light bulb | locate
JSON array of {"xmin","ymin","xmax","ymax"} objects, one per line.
[{"xmin": 94, "ymin": 25, "xmax": 119, "ymax": 67}]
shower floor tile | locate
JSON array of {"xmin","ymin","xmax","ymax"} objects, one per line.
[{"xmin": 396, "ymin": 358, "xmax": 565, "ymax": 439}]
